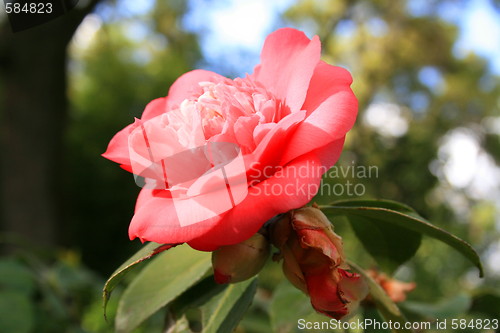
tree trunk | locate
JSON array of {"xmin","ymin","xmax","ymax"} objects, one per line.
[{"xmin": 0, "ymin": 1, "xmax": 101, "ymax": 250}]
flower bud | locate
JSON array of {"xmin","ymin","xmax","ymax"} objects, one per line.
[
  {"xmin": 212, "ymin": 232, "xmax": 270, "ymax": 284},
  {"xmin": 367, "ymin": 270, "xmax": 416, "ymax": 303},
  {"xmin": 270, "ymin": 206, "xmax": 368, "ymax": 319}
]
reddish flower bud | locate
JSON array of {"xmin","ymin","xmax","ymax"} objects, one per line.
[
  {"xmin": 270, "ymin": 206, "xmax": 368, "ymax": 319},
  {"xmin": 367, "ymin": 270, "xmax": 416, "ymax": 303},
  {"xmin": 212, "ymin": 233, "xmax": 270, "ymax": 284}
]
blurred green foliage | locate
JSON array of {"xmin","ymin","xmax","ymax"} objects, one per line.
[
  {"xmin": 64, "ymin": 0, "xmax": 201, "ymax": 274},
  {"xmin": 0, "ymin": 247, "xmax": 115, "ymax": 333}
]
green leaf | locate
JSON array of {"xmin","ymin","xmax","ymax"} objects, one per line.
[
  {"xmin": 0, "ymin": 259, "xmax": 36, "ymax": 295},
  {"xmin": 323, "ymin": 200, "xmax": 421, "ymax": 274},
  {"xmin": 348, "ymin": 261, "xmax": 414, "ymax": 333},
  {"xmin": 170, "ymin": 276, "xmax": 227, "ymax": 315},
  {"xmin": 102, "ymin": 242, "xmax": 176, "ymax": 317},
  {"xmin": 329, "ymin": 199, "xmax": 416, "ymax": 213},
  {"xmin": 363, "ymin": 307, "xmax": 391, "ymax": 333},
  {"xmin": 239, "ymin": 306, "xmax": 274, "ymax": 333},
  {"xmin": 115, "ymin": 244, "xmax": 211, "ymax": 333},
  {"xmin": 470, "ymin": 290, "xmax": 500, "ymax": 317},
  {"xmin": 401, "ymin": 294, "xmax": 471, "ymax": 319},
  {"xmin": 200, "ymin": 278, "xmax": 258, "ymax": 333},
  {"xmin": 165, "ymin": 315, "xmax": 192, "ymax": 333},
  {"xmin": 348, "ymin": 214, "xmax": 421, "ymax": 274},
  {"xmin": 270, "ymin": 280, "xmax": 330, "ymax": 333},
  {"xmin": 321, "ymin": 199, "xmax": 484, "ymax": 277},
  {"xmin": 0, "ymin": 291, "xmax": 35, "ymax": 333}
]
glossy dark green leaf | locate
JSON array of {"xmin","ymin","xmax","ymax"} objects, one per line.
[
  {"xmin": 102, "ymin": 242, "xmax": 176, "ymax": 316},
  {"xmin": 170, "ymin": 275, "xmax": 227, "ymax": 315},
  {"xmin": 329, "ymin": 199, "xmax": 416, "ymax": 213},
  {"xmin": 469, "ymin": 290, "xmax": 500, "ymax": 317},
  {"xmin": 321, "ymin": 200, "xmax": 484, "ymax": 277},
  {"xmin": 364, "ymin": 307, "xmax": 391, "ymax": 333},
  {"xmin": 115, "ymin": 244, "xmax": 211, "ymax": 333},
  {"xmin": 200, "ymin": 278, "xmax": 258, "ymax": 333},
  {"xmin": 348, "ymin": 214, "xmax": 421, "ymax": 274}
]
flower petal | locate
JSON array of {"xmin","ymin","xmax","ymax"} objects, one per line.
[
  {"xmin": 247, "ymin": 111, "xmax": 306, "ymax": 183},
  {"xmin": 337, "ymin": 269, "xmax": 369, "ymax": 313},
  {"xmin": 166, "ymin": 69, "xmax": 225, "ymax": 109},
  {"xmin": 306, "ymin": 269, "xmax": 349, "ymax": 319},
  {"xmin": 102, "ymin": 97, "xmax": 167, "ymax": 168},
  {"xmin": 280, "ymin": 72, "xmax": 357, "ymax": 165},
  {"xmin": 313, "ymin": 136, "xmax": 346, "ymax": 169},
  {"xmin": 129, "ymin": 188, "xmax": 219, "ymax": 244},
  {"xmin": 302, "ymin": 61, "xmax": 354, "ymax": 115},
  {"xmin": 142, "ymin": 97, "xmax": 168, "ymax": 121},
  {"xmin": 188, "ymin": 150, "xmax": 328, "ymax": 251},
  {"xmin": 101, "ymin": 121, "xmax": 140, "ymax": 167},
  {"xmin": 254, "ymin": 28, "xmax": 321, "ymax": 113}
]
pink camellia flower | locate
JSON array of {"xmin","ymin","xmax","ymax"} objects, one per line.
[
  {"xmin": 270, "ymin": 206, "xmax": 368, "ymax": 319},
  {"xmin": 102, "ymin": 28, "xmax": 357, "ymax": 251}
]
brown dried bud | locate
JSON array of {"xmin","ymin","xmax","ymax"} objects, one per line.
[{"xmin": 270, "ymin": 206, "xmax": 368, "ymax": 319}]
